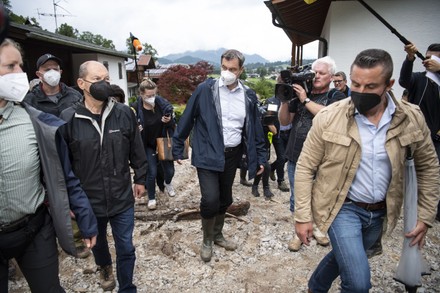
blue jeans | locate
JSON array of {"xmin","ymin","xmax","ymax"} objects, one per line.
[
  {"xmin": 287, "ymin": 160, "xmax": 296, "ymax": 212},
  {"xmin": 145, "ymin": 146, "xmax": 175, "ymax": 200},
  {"xmin": 308, "ymin": 202, "xmax": 385, "ymax": 293},
  {"xmin": 92, "ymin": 207, "xmax": 136, "ymax": 293}
]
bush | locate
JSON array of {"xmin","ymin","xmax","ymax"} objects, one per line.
[
  {"xmin": 244, "ymin": 78, "xmax": 275, "ymax": 102},
  {"xmin": 173, "ymin": 104, "xmax": 186, "ymax": 124}
]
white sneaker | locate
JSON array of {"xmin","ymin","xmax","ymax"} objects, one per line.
[
  {"xmin": 164, "ymin": 183, "xmax": 176, "ymax": 197},
  {"xmin": 147, "ymin": 199, "xmax": 157, "ymax": 210}
]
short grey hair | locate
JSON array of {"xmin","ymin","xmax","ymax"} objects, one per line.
[
  {"xmin": 221, "ymin": 49, "xmax": 245, "ymax": 68},
  {"xmin": 78, "ymin": 61, "xmax": 90, "ymax": 79},
  {"xmin": 312, "ymin": 56, "xmax": 337, "ymax": 75},
  {"xmin": 334, "ymin": 71, "xmax": 347, "ymax": 81}
]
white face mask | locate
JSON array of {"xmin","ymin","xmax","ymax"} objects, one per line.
[
  {"xmin": 221, "ymin": 70, "xmax": 238, "ymax": 86},
  {"xmin": 0, "ymin": 72, "xmax": 29, "ymax": 103},
  {"xmin": 143, "ymin": 96, "xmax": 155, "ymax": 106},
  {"xmin": 43, "ymin": 69, "xmax": 61, "ymax": 87}
]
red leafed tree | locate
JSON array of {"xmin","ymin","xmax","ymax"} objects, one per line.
[{"xmin": 157, "ymin": 61, "xmax": 213, "ymax": 105}]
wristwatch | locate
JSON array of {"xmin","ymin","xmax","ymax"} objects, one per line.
[{"xmin": 303, "ymin": 98, "xmax": 311, "ymax": 105}]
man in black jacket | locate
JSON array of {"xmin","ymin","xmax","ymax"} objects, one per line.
[
  {"xmin": 24, "ymin": 53, "xmax": 82, "ymax": 116},
  {"xmin": 399, "ymin": 42, "xmax": 440, "ymax": 221},
  {"xmin": 60, "ymin": 61, "xmax": 147, "ymax": 292}
]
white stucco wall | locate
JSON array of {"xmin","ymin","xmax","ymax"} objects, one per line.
[
  {"xmin": 71, "ymin": 53, "xmax": 129, "ymax": 104},
  {"xmin": 97, "ymin": 54, "xmax": 129, "ymax": 103},
  {"xmin": 322, "ymin": 0, "xmax": 439, "ymax": 98}
]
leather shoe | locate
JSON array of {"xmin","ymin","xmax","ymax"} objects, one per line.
[
  {"xmin": 263, "ymin": 186, "xmax": 274, "ymax": 200},
  {"xmin": 287, "ymin": 235, "xmax": 302, "ymax": 252},
  {"xmin": 251, "ymin": 185, "xmax": 260, "ymax": 197},
  {"xmin": 278, "ymin": 181, "xmax": 290, "ymax": 192},
  {"xmin": 269, "ymin": 169, "xmax": 276, "ymax": 181},
  {"xmin": 240, "ymin": 178, "xmax": 253, "ymax": 187},
  {"xmin": 313, "ymin": 225, "xmax": 330, "ymax": 246},
  {"xmin": 214, "ymin": 236, "xmax": 237, "ymax": 251}
]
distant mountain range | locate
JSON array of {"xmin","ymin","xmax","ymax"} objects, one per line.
[{"xmin": 158, "ymin": 48, "xmax": 269, "ymax": 66}]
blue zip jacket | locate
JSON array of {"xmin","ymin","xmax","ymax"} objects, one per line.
[{"xmin": 172, "ymin": 78, "xmax": 267, "ymax": 179}]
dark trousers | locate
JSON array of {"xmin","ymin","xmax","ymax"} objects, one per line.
[
  {"xmin": 0, "ymin": 212, "xmax": 64, "ymax": 293},
  {"xmin": 270, "ymin": 130, "xmax": 290, "ymax": 183},
  {"xmin": 197, "ymin": 146, "xmax": 242, "ymax": 219},
  {"xmin": 253, "ymin": 161, "xmax": 270, "ymax": 187}
]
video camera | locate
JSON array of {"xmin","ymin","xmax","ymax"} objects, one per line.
[
  {"xmin": 258, "ymin": 102, "xmax": 279, "ymax": 126},
  {"xmin": 275, "ymin": 64, "xmax": 315, "ymax": 103}
]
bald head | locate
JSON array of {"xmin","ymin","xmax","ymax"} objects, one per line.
[
  {"xmin": 78, "ymin": 60, "xmax": 108, "ymax": 79},
  {"xmin": 77, "ymin": 61, "xmax": 110, "ymax": 102}
]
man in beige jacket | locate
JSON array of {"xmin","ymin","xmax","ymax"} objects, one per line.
[{"xmin": 295, "ymin": 48, "xmax": 440, "ymax": 292}]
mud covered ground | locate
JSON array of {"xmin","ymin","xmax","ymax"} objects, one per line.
[{"xmin": 8, "ymin": 154, "xmax": 440, "ymax": 293}]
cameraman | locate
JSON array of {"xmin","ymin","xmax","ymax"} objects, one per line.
[{"xmin": 279, "ymin": 56, "xmax": 345, "ymax": 252}]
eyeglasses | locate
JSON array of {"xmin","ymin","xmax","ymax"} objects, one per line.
[{"xmin": 333, "ymin": 80, "xmax": 344, "ymax": 84}]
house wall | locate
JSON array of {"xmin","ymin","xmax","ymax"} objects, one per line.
[
  {"xmin": 97, "ymin": 54, "xmax": 129, "ymax": 104},
  {"xmin": 321, "ymin": 0, "xmax": 439, "ymax": 98}
]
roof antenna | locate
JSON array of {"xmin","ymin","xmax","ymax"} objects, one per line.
[{"xmin": 37, "ymin": 0, "xmax": 74, "ymax": 32}]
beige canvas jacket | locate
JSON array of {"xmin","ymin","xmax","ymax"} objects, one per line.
[{"xmin": 294, "ymin": 94, "xmax": 440, "ymax": 234}]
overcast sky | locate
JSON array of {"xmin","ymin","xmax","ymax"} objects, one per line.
[{"xmin": 9, "ymin": 0, "xmax": 318, "ymax": 62}]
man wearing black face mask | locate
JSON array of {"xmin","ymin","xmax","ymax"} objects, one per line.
[
  {"xmin": 293, "ymin": 49, "xmax": 440, "ymax": 292},
  {"xmin": 60, "ymin": 61, "xmax": 147, "ymax": 292}
]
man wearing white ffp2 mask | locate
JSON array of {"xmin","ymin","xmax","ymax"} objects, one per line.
[{"xmin": 23, "ymin": 53, "xmax": 82, "ymax": 116}]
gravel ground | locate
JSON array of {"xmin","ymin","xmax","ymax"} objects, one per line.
[{"xmin": 8, "ymin": 156, "xmax": 440, "ymax": 293}]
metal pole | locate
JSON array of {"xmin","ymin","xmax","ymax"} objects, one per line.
[
  {"xmin": 357, "ymin": 0, "xmax": 425, "ymax": 60},
  {"xmin": 133, "ymin": 48, "xmax": 139, "ymax": 88}
]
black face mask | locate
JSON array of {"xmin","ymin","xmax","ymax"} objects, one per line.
[
  {"xmin": 89, "ymin": 80, "xmax": 112, "ymax": 101},
  {"xmin": 351, "ymin": 91, "xmax": 384, "ymax": 115}
]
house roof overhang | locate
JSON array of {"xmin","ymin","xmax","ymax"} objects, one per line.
[
  {"xmin": 264, "ymin": 0, "xmax": 334, "ymax": 47},
  {"xmin": 8, "ymin": 22, "xmax": 131, "ymax": 59}
]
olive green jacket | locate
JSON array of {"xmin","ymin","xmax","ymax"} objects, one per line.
[{"xmin": 294, "ymin": 94, "xmax": 440, "ymax": 234}]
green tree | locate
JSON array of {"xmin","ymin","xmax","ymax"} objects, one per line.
[
  {"xmin": 2, "ymin": 0, "xmax": 12, "ymax": 12},
  {"xmin": 80, "ymin": 31, "xmax": 115, "ymax": 49},
  {"xmin": 142, "ymin": 43, "xmax": 158, "ymax": 61},
  {"xmin": 126, "ymin": 38, "xmax": 158, "ymax": 60},
  {"xmin": 257, "ymin": 66, "xmax": 268, "ymax": 78},
  {"xmin": 79, "ymin": 31, "xmax": 94, "ymax": 43},
  {"xmin": 245, "ymin": 78, "xmax": 275, "ymax": 101},
  {"xmin": 56, "ymin": 23, "xmax": 79, "ymax": 38}
]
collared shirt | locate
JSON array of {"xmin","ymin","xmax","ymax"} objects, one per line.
[
  {"xmin": 348, "ymin": 93, "xmax": 396, "ymax": 203},
  {"xmin": 0, "ymin": 102, "xmax": 45, "ymax": 224},
  {"xmin": 280, "ymin": 123, "xmax": 292, "ymax": 131},
  {"xmin": 219, "ymin": 79, "xmax": 246, "ymax": 147}
]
